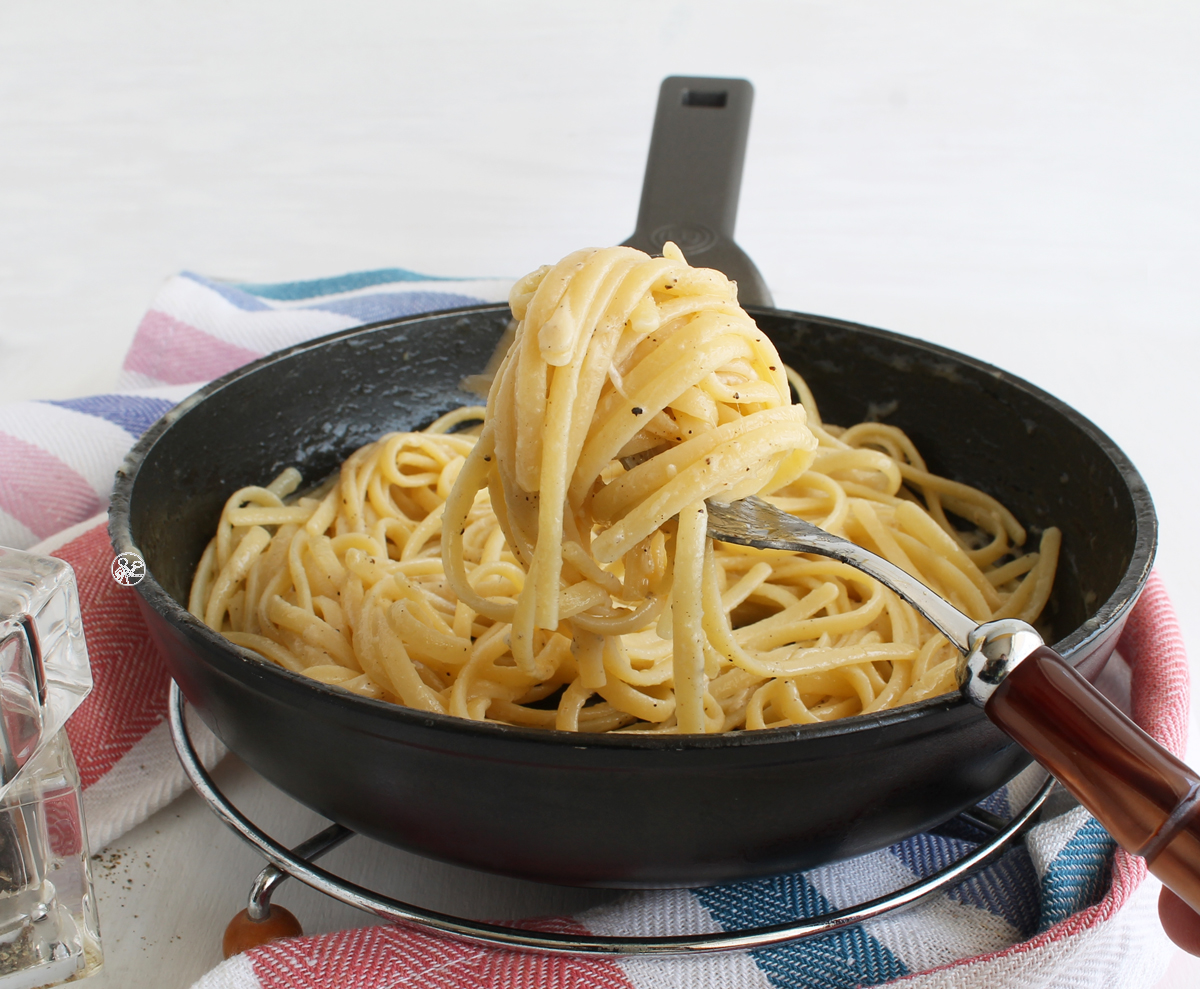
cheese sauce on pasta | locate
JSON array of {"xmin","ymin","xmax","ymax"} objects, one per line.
[{"xmin": 191, "ymin": 245, "xmax": 1060, "ymax": 733}]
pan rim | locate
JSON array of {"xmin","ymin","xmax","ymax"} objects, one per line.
[{"xmin": 109, "ymin": 301, "xmax": 1157, "ymax": 752}]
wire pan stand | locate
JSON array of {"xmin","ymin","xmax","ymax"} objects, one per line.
[{"xmin": 169, "ymin": 682, "xmax": 1053, "ymax": 957}]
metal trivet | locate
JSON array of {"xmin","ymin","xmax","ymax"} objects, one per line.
[{"xmin": 169, "ymin": 682, "xmax": 1053, "ymax": 957}]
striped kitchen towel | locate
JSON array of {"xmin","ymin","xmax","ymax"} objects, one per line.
[
  {"xmin": 1, "ymin": 269, "xmax": 510, "ymax": 549},
  {"xmin": 1, "ymin": 267, "xmax": 1187, "ymax": 987}
]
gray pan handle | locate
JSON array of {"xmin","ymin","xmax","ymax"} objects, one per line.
[{"xmin": 623, "ymin": 76, "xmax": 773, "ymax": 307}]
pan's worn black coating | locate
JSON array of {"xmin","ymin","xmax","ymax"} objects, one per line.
[{"xmin": 110, "ymin": 304, "xmax": 1156, "ymax": 888}]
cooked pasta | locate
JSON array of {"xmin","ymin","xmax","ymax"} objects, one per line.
[{"xmin": 190, "ymin": 245, "xmax": 1060, "ymax": 733}]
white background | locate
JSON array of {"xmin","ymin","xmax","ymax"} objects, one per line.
[{"xmin": 1, "ymin": 1, "xmax": 1197, "ymax": 986}]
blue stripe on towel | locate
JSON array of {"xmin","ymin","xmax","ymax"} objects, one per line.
[
  {"xmin": 893, "ymin": 831, "xmax": 1040, "ymax": 934},
  {"xmin": 977, "ymin": 785, "xmax": 1011, "ymax": 818},
  {"xmin": 950, "ymin": 845, "xmax": 1041, "ymax": 938},
  {"xmin": 42, "ymin": 395, "xmax": 176, "ymax": 438},
  {"xmin": 892, "ymin": 833, "xmax": 974, "ymax": 877},
  {"xmin": 310, "ymin": 292, "xmax": 484, "ymax": 322},
  {"xmin": 1038, "ymin": 817, "xmax": 1115, "ymax": 931},
  {"xmin": 234, "ymin": 268, "xmax": 459, "ymax": 301},
  {"xmin": 696, "ymin": 875, "xmax": 908, "ymax": 988}
]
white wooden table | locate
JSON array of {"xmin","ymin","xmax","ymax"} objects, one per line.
[{"xmin": 1, "ymin": 2, "xmax": 1197, "ymax": 985}]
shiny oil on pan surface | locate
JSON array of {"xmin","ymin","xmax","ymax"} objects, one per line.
[{"xmin": 109, "ymin": 302, "xmax": 1155, "ymax": 888}]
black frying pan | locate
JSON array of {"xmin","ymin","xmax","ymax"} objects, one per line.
[{"xmin": 109, "ymin": 78, "xmax": 1155, "ymax": 888}]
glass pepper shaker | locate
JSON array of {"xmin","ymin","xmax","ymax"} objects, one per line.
[{"xmin": 0, "ymin": 547, "xmax": 101, "ymax": 986}]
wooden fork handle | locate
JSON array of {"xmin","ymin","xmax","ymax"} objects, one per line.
[{"xmin": 986, "ymin": 646, "xmax": 1200, "ymax": 911}]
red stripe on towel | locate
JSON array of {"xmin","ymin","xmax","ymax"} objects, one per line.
[
  {"xmin": 249, "ymin": 919, "xmax": 637, "ymax": 989},
  {"xmin": 1122, "ymin": 570, "xmax": 1191, "ymax": 759},
  {"xmin": 54, "ymin": 523, "xmax": 172, "ymax": 788},
  {"xmin": 0, "ymin": 432, "xmax": 104, "ymax": 539},
  {"xmin": 124, "ymin": 310, "xmax": 263, "ymax": 385}
]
